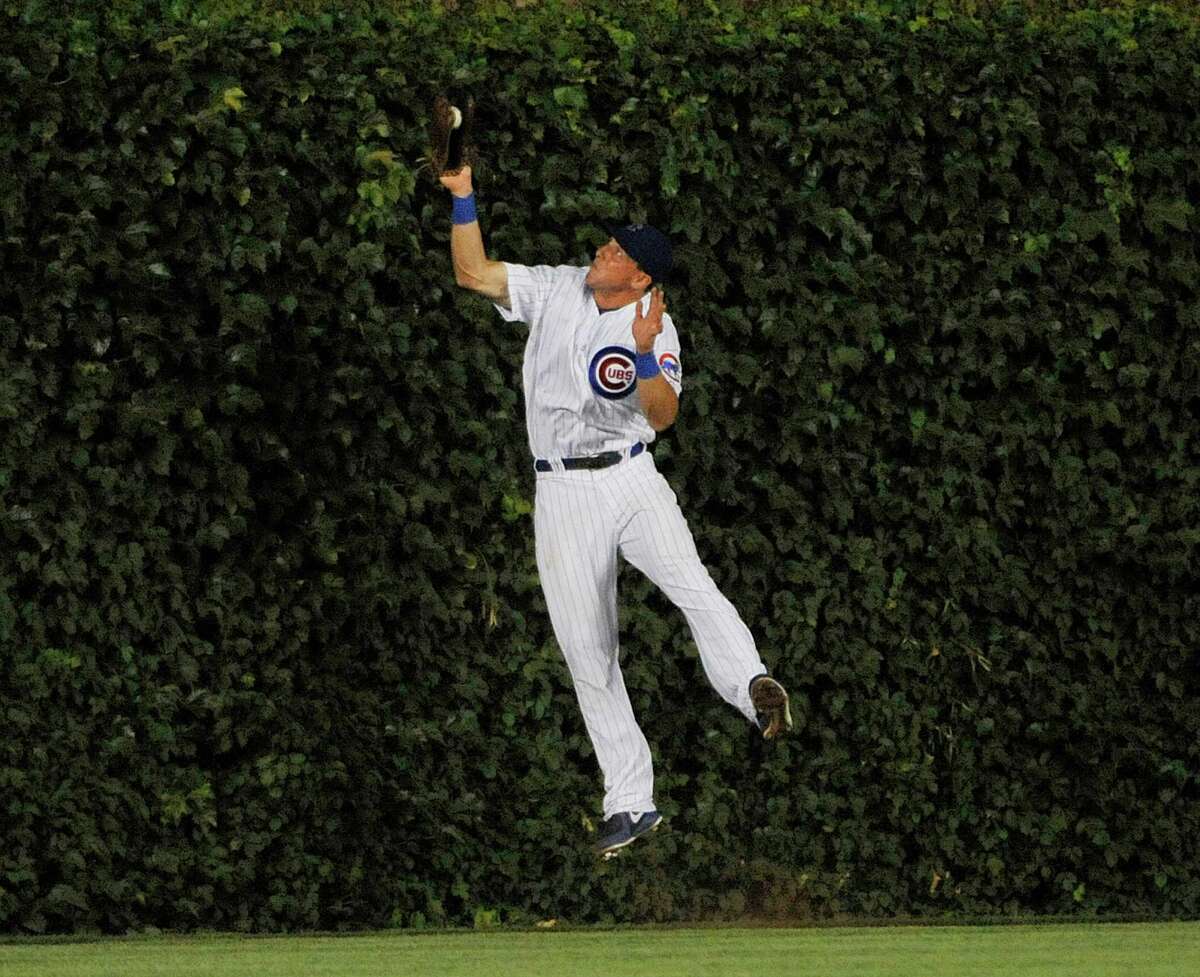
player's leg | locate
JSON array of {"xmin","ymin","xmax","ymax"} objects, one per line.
[
  {"xmin": 614, "ymin": 455, "xmax": 775, "ymax": 727},
  {"xmin": 534, "ymin": 474, "xmax": 655, "ymax": 818}
]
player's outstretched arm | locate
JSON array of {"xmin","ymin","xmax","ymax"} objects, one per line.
[{"xmin": 439, "ymin": 165, "xmax": 510, "ymax": 308}]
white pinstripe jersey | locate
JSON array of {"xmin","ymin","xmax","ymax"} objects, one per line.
[{"xmin": 494, "ymin": 263, "xmax": 684, "ymax": 460}]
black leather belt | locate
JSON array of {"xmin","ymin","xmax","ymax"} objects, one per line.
[{"xmin": 536, "ymin": 442, "xmax": 645, "ymax": 473}]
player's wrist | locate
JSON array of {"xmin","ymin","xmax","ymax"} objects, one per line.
[
  {"xmin": 635, "ymin": 350, "xmax": 661, "ymax": 380},
  {"xmin": 452, "ymin": 192, "xmax": 477, "ymax": 224}
]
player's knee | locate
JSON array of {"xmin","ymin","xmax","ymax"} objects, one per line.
[
  {"xmin": 652, "ymin": 559, "xmax": 724, "ymax": 601},
  {"xmin": 560, "ymin": 643, "xmax": 619, "ymax": 689}
]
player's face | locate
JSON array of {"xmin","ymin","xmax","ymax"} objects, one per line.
[{"xmin": 586, "ymin": 239, "xmax": 643, "ymax": 290}]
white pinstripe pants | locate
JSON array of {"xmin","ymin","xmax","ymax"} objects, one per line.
[{"xmin": 533, "ymin": 450, "xmax": 766, "ymax": 818}]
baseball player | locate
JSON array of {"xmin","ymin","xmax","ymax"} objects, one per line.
[{"xmin": 440, "ymin": 164, "xmax": 793, "ymax": 858}]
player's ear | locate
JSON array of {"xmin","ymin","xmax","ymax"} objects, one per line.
[{"xmin": 632, "ymin": 268, "xmax": 652, "ymax": 292}]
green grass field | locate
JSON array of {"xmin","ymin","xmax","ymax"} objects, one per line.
[{"xmin": 1, "ymin": 923, "xmax": 1196, "ymax": 977}]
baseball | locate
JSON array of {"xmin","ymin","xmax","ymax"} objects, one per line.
[{"xmin": 450, "ymin": 106, "xmax": 462, "ymax": 129}]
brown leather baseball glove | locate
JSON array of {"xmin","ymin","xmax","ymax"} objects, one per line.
[{"xmin": 428, "ymin": 95, "xmax": 475, "ymax": 180}]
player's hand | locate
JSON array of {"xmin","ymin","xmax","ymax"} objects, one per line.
[
  {"xmin": 632, "ymin": 287, "xmax": 666, "ymax": 354},
  {"xmin": 439, "ymin": 164, "xmax": 473, "ymax": 198}
]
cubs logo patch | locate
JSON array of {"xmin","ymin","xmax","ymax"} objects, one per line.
[
  {"xmin": 589, "ymin": 346, "xmax": 637, "ymax": 400},
  {"xmin": 658, "ymin": 352, "xmax": 681, "ymax": 383}
]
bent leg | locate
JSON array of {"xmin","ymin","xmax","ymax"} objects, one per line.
[{"xmin": 617, "ymin": 462, "xmax": 766, "ymax": 723}]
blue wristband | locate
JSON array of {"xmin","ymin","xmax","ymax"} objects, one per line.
[
  {"xmin": 452, "ymin": 193, "xmax": 477, "ymax": 225},
  {"xmin": 636, "ymin": 351, "xmax": 661, "ymax": 380}
]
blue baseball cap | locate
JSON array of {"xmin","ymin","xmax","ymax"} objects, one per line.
[{"xmin": 607, "ymin": 222, "xmax": 673, "ymax": 285}]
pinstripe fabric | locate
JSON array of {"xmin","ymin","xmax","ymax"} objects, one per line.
[
  {"xmin": 499, "ymin": 263, "xmax": 764, "ymax": 819},
  {"xmin": 535, "ymin": 454, "xmax": 766, "ymax": 817},
  {"xmin": 495, "ymin": 263, "xmax": 682, "ymax": 460}
]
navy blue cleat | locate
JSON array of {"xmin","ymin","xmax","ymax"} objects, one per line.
[{"xmin": 594, "ymin": 811, "xmax": 663, "ymax": 859}]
